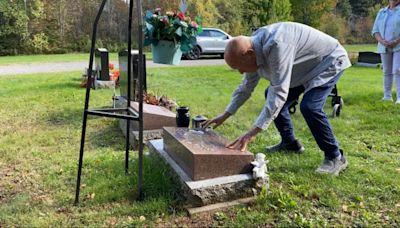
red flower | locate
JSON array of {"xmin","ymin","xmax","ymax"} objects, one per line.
[
  {"xmin": 177, "ymin": 12, "xmax": 185, "ymax": 20},
  {"xmin": 109, "ymin": 63, "xmax": 114, "ymax": 70}
]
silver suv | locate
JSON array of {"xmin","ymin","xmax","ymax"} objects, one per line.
[{"xmin": 185, "ymin": 28, "xmax": 232, "ymax": 60}]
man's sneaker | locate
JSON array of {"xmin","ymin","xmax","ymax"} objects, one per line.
[
  {"xmin": 265, "ymin": 139, "xmax": 305, "ymax": 153},
  {"xmin": 316, "ymin": 151, "xmax": 348, "ymax": 175},
  {"xmin": 382, "ymin": 97, "xmax": 393, "ymax": 101}
]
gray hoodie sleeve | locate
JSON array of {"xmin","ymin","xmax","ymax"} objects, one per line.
[
  {"xmin": 254, "ymin": 42, "xmax": 296, "ymax": 129},
  {"xmin": 225, "ymin": 72, "xmax": 261, "ymax": 115}
]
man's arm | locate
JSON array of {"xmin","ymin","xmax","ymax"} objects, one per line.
[{"xmin": 225, "ymin": 72, "xmax": 261, "ymax": 115}]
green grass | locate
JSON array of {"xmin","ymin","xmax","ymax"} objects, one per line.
[
  {"xmin": 0, "ymin": 52, "xmax": 152, "ymax": 65},
  {"xmin": 0, "ymin": 44, "xmax": 376, "ymax": 65},
  {"xmin": 343, "ymin": 44, "xmax": 377, "ymax": 53},
  {"xmin": 0, "ymin": 66, "xmax": 399, "ymax": 226}
]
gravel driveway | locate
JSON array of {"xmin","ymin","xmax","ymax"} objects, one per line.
[{"xmin": 0, "ymin": 59, "xmax": 226, "ymax": 76}]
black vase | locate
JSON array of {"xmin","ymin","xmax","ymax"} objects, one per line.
[{"xmin": 176, "ymin": 106, "xmax": 190, "ymax": 127}]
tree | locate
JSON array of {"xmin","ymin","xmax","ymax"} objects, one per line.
[
  {"xmin": 242, "ymin": 0, "xmax": 292, "ymax": 30},
  {"xmin": 187, "ymin": 0, "xmax": 221, "ymax": 27},
  {"xmin": 336, "ymin": 0, "xmax": 352, "ymax": 19},
  {"xmin": 290, "ymin": 0, "xmax": 336, "ymax": 27},
  {"xmin": 0, "ymin": 0, "xmax": 29, "ymax": 55},
  {"xmin": 214, "ymin": 0, "xmax": 246, "ymax": 35},
  {"xmin": 349, "ymin": 0, "xmax": 376, "ymax": 17}
]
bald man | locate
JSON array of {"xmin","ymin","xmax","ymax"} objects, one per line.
[{"xmin": 203, "ymin": 22, "xmax": 351, "ymax": 175}]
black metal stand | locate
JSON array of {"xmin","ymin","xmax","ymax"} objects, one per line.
[{"xmin": 74, "ymin": 0, "xmax": 145, "ymax": 205}]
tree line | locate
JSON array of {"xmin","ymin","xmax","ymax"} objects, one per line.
[{"xmin": 0, "ymin": 0, "xmax": 385, "ymax": 56}]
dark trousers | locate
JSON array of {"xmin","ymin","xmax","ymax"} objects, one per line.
[{"xmin": 265, "ymin": 71, "xmax": 343, "ymax": 159}]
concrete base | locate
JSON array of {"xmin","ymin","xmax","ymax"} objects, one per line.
[
  {"xmin": 119, "ymin": 120, "xmax": 163, "ymax": 149},
  {"xmin": 148, "ymin": 139, "xmax": 269, "ymax": 208}
]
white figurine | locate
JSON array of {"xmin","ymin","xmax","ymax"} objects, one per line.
[{"xmin": 251, "ymin": 153, "xmax": 268, "ymax": 179}]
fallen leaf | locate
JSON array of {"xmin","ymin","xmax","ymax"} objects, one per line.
[
  {"xmin": 396, "ymin": 168, "xmax": 400, "ymax": 173},
  {"xmin": 395, "ymin": 203, "xmax": 400, "ymax": 208},
  {"xmin": 342, "ymin": 205, "xmax": 348, "ymax": 212},
  {"xmin": 87, "ymin": 192, "xmax": 95, "ymax": 199},
  {"xmin": 108, "ymin": 217, "xmax": 118, "ymax": 226},
  {"xmin": 139, "ymin": 216, "xmax": 146, "ymax": 221}
]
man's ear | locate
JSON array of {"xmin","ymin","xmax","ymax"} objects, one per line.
[{"xmin": 244, "ymin": 48, "xmax": 255, "ymax": 56}]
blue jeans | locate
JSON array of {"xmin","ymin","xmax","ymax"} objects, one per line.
[{"xmin": 265, "ymin": 71, "xmax": 343, "ymax": 159}]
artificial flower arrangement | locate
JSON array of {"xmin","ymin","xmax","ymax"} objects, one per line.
[
  {"xmin": 143, "ymin": 91, "xmax": 177, "ymax": 111},
  {"xmin": 144, "ymin": 8, "xmax": 202, "ymax": 55},
  {"xmin": 108, "ymin": 63, "xmax": 120, "ymax": 86}
]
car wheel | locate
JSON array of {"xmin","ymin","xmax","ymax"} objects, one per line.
[{"xmin": 186, "ymin": 46, "xmax": 201, "ymax": 60}]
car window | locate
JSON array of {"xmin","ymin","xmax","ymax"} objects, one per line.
[
  {"xmin": 198, "ymin": 30, "xmax": 211, "ymax": 37},
  {"xmin": 210, "ymin": 31, "xmax": 226, "ymax": 38}
]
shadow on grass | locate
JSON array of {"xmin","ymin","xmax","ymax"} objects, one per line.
[
  {"xmin": 46, "ymin": 106, "xmax": 83, "ymax": 126},
  {"xmin": 73, "ymin": 153, "xmax": 181, "ymax": 212}
]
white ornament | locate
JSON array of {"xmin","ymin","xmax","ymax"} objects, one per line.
[{"xmin": 251, "ymin": 153, "xmax": 268, "ymax": 179}]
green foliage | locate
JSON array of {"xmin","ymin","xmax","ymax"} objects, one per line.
[
  {"xmin": 290, "ymin": 0, "xmax": 336, "ymax": 27},
  {"xmin": 214, "ymin": 0, "xmax": 247, "ymax": 35},
  {"xmin": 26, "ymin": 32, "xmax": 49, "ymax": 54},
  {"xmin": 0, "ymin": 0, "xmax": 28, "ymax": 55},
  {"xmin": 188, "ymin": 0, "xmax": 221, "ymax": 27},
  {"xmin": 318, "ymin": 13, "xmax": 350, "ymax": 43},
  {"xmin": 337, "ymin": 0, "xmax": 352, "ymax": 19},
  {"xmin": 349, "ymin": 0, "xmax": 377, "ymax": 17},
  {"xmin": 243, "ymin": 0, "xmax": 292, "ymax": 29}
]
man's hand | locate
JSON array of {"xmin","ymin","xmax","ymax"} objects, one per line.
[
  {"xmin": 202, "ymin": 112, "xmax": 231, "ymax": 129},
  {"xmin": 226, "ymin": 127, "xmax": 262, "ymax": 152}
]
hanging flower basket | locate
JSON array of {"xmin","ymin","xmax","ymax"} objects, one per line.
[
  {"xmin": 144, "ymin": 8, "xmax": 202, "ymax": 66},
  {"xmin": 151, "ymin": 40, "xmax": 182, "ymax": 65}
]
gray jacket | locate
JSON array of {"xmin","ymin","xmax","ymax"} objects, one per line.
[{"xmin": 225, "ymin": 22, "xmax": 351, "ymax": 129}]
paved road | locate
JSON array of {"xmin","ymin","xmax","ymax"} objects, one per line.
[{"xmin": 0, "ymin": 59, "xmax": 226, "ymax": 76}]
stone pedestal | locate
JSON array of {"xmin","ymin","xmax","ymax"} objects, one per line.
[
  {"xmin": 115, "ymin": 96, "xmax": 176, "ymax": 148},
  {"xmin": 115, "ymin": 97, "xmax": 176, "ymax": 131},
  {"xmin": 148, "ymin": 139, "xmax": 269, "ymax": 208},
  {"xmin": 163, "ymin": 127, "xmax": 254, "ymax": 181}
]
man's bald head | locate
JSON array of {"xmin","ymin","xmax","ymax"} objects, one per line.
[{"xmin": 224, "ymin": 36, "xmax": 258, "ymax": 74}]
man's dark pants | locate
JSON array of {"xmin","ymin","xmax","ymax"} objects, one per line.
[{"xmin": 265, "ymin": 71, "xmax": 344, "ymax": 159}]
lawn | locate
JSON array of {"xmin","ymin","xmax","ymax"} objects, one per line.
[
  {"xmin": 0, "ymin": 65, "xmax": 399, "ymax": 226},
  {"xmin": 0, "ymin": 44, "xmax": 376, "ymax": 65},
  {"xmin": 0, "ymin": 52, "xmax": 153, "ymax": 65}
]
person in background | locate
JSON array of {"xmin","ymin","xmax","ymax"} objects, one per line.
[
  {"xmin": 203, "ymin": 22, "xmax": 351, "ymax": 175},
  {"xmin": 372, "ymin": 0, "xmax": 400, "ymax": 103}
]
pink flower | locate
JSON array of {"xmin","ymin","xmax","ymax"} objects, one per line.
[
  {"xmin": 161, "ymin": 16, "xmax": 169, "ymax": 24},
  {"xmin": 191, "ymin": 21, "xmax": 198, "ymax": 28}
]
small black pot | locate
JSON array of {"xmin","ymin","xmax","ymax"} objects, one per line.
[{"xmin": 176, "ymin": 106, "xmax": 190, "ymax": 127}]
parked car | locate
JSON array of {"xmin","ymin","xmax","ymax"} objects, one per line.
[{"xmin": 184, "ymin": 28, "xmax": 232, "ymax": 60}]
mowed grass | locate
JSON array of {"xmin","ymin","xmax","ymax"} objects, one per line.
[
  {"xmin": 343, "ymin": 44, "xmax": 376, "ymax": 53},
  {"xmin": 0, "ymin": 65, "xmax": 399, "ymax": 226},
  {"xmin": 0, "ymin": 44, "xmax": 375, "ymax": 65},
  {"xmin": 0, "ymin": 52, "xmax": 152, "ymax": 65}
]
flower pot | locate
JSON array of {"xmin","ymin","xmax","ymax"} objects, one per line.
[{"xmin": 151, "ymin": 40, "xmax": 182, "ymax": 66}]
